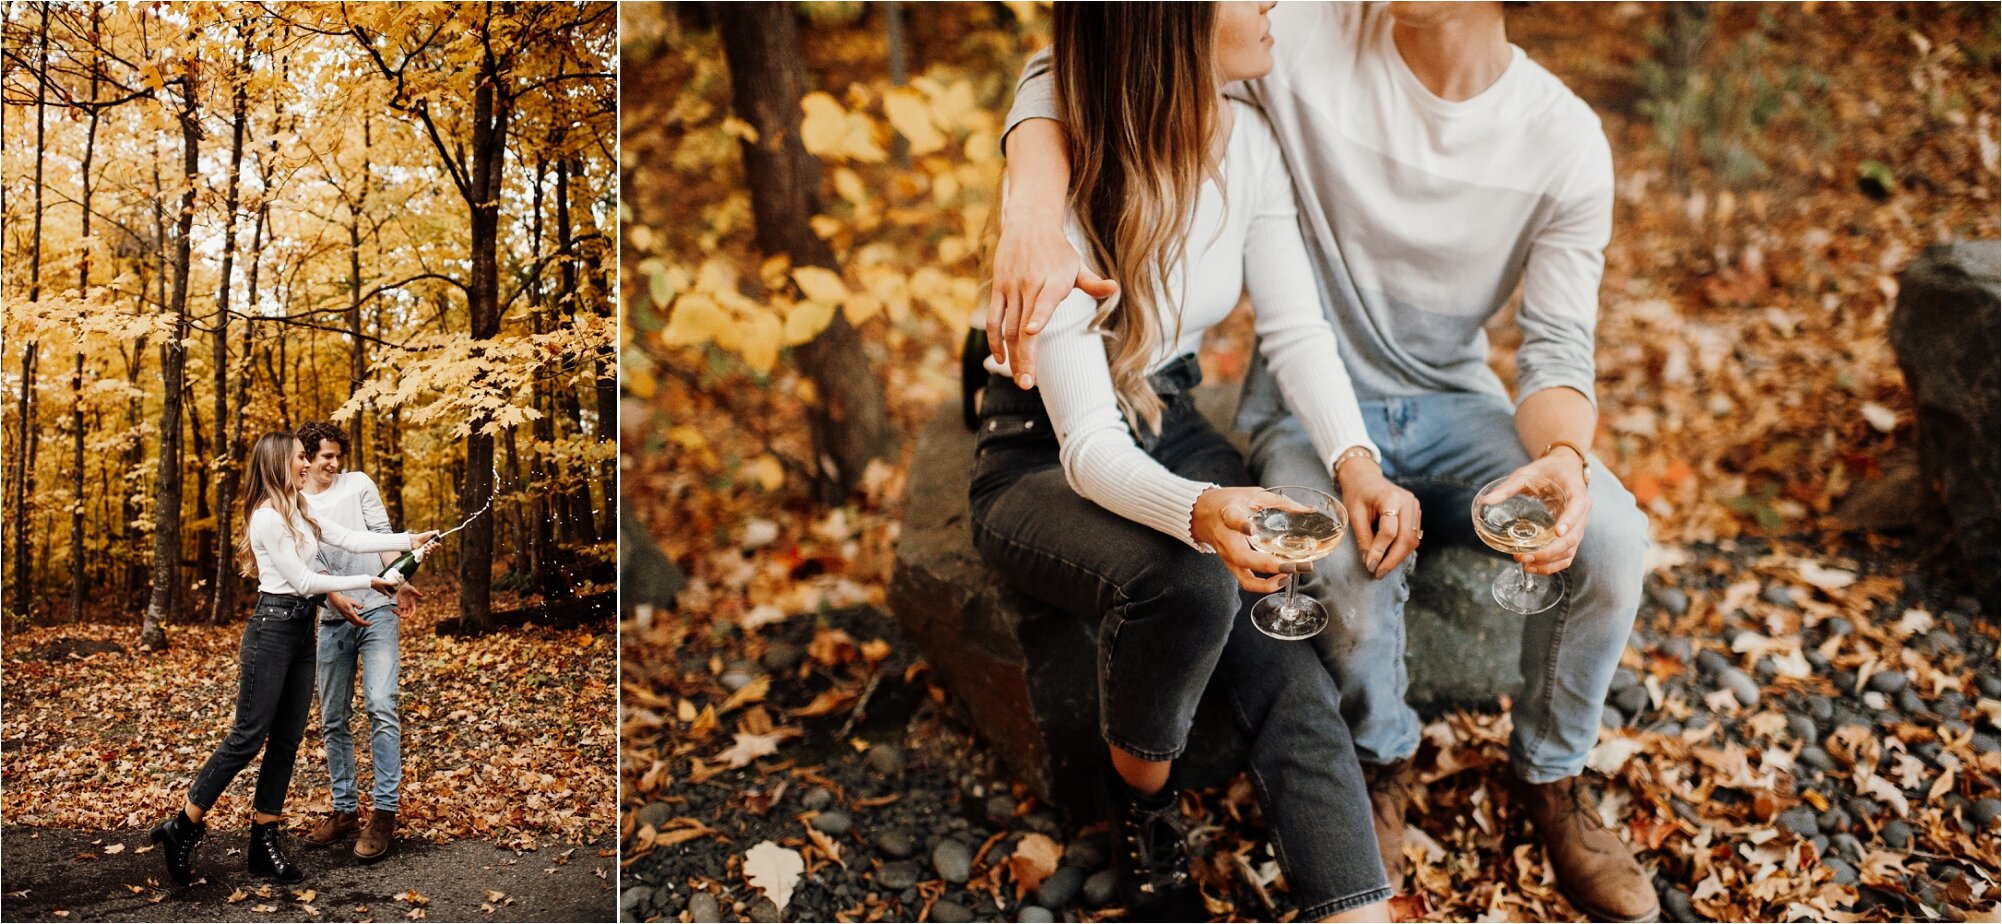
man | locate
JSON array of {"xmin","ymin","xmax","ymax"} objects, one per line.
[
  {"xmin": 989, "ymin": 3, "xmax": 1657, "ymax": 920},
  {"xmin": 295, "ymin": 421, "xmax": 418, "ymax": 862}
]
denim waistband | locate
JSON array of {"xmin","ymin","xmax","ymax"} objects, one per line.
[{"xmin": 254, "ymin": 592, "xmax": 323, "ymax": 620}]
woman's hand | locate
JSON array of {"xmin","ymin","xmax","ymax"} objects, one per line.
[
  {"xmin": 1191, "ymin": 486, "xmax": 1314, "ymax": 593},
  {"xmin": 368, "ymin": 575, "xmax": 400, "ymax": 597},
  {"xmin": 411, "ymin": 529, "xmax": 440, "ymax": 550},
  {"xmin": 1336, "ymin": 456, "xmax": 1423, "ymax": 579}
]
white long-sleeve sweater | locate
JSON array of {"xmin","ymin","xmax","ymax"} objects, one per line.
[
  {"xmin": 989, "ymin": 101, "xmax": 1376, "ymax": 549},
  {"xmin": 249, "ymin": 504, "xmax": 411, "ymax": 597}
]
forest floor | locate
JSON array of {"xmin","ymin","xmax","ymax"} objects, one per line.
[
  {"xmin": 620, "ymin": 540, "xmax": 1999, "ymax": 924},
  {"xmin": 0, "ymin": 826, "xmax": 614, "ymax": 923},
  {"xmin": 619, "ymin": 3, "xmax": 2000, "ymax": 922},
  {"xmin": 0, "ymin": 591, "xmax": 619, "ymax": 921}
]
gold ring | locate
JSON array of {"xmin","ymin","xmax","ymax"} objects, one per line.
[{"xmin": 1381, "ymin": 510, "xmax": 1399, "ymax": 517}]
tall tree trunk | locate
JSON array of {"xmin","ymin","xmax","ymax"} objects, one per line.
[
  {"xmin": 208, "ymin": 43, "xmax": 250, "ymax": 626},
  {"xmin": 346, "ymin": 116, "xmax": 372, "ymax": 473},
  {"xmin": 554, "ymin": 156, "xmax": 596, "ymax": 544},
  {"xmin": 457, "ymin": 32, "xmax": 509, "ymax": 633},
  {"xmin": 72, "ymin": 18, "xmax": 104, "ymax": 624},
  {"xmin": 527, "ymin": 160, "xmax": 554, "ymax": 595},
  {"xmin": 373, "ymin": 303, "xmax": 403, "ymax": 524},
  {"xmin": 126, "ymin": 144, "xmax": 167, "ymax": 607},
  {"xmin": 142, "ymin": 69, "xmax": 201, "ymax": 651},
  {"xmin": 13, "ymin": 7, "xmax": 50, "ymax": 621},
  {"xmin": 719, "ymin": 3, "xmax": 892, "ymax": 504}
]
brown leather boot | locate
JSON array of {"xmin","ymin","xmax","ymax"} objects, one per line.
[
  {"xmin": 1363, "ymin": 760, "xmax": 1413, "ymax": 892},
  {"xmin": 354, "ymin": 809, "xmax": 395, "ymax": 862},
  {"xmin": 1511, "ymin": 775, "xmax": 1660, "ymax": 922},
  {"xmin": 301, "ymin": 810, "xmax": 358, "ymax": 848}
]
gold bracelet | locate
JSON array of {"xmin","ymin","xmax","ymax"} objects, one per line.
[
  {"xmin": 1542, "ymin": 440, "xmax": 1591, "ymax": 487},
  {"xmin": 1332, "ymin": 445, "xmax": 1379, "ymax": 481}
]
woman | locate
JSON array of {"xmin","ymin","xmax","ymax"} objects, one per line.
[
  {"xmin": 970, "ymin": 3, "xmax": 1414, "ymax": 919},
  {"xmin": 150, "ymin": 432, "xmax": 435, "ymax": 886}
]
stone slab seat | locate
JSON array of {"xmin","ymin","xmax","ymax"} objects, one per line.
[{"xmin": 889, "ymin": 382, "xmax": 1524, "ymax": 814}]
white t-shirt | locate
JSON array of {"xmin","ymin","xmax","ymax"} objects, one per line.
[
  {"xmin": 249, "ymin": 502, "xmax": 410, "ymax": 597},
  {"xmin": 994, "ymin": 100, "xmax": 1376, "ymax": 549},
  {"xmin": 301, "ymin": 471, "xmax": 397, "ymax": 615}
]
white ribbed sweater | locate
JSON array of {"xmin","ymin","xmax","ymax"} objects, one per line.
[{"xmin": 990, "ymin": 101, "xmax": 1376, "ymax": 548}]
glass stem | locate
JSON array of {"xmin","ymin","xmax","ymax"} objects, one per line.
[
  {"xmin": 1284, "ymin": 574, "xmax": 1298, "ymax": 612},
  {"xmin": 1521, "ymin": 564, "xmax": 1536, "ymax": 593}
]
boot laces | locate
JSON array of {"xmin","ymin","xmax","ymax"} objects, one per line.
[
  {"xmin": 261, "ymin": 828, "xmax": 296, "ymax": 874},
  {"xmin": 1121, "ymin": 800, "xmax": 1192, "ymax": 895}
]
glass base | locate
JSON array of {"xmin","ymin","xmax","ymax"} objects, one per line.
[
  {"xmin": 1492, "ymin": 566, "xmax": 1565, "ymax": 614},
  {"xmin": 1251, "ymin": 593, "xmax": 1329, "ymax": 640}
]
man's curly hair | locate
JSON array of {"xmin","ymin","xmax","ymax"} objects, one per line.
[{"xmin": 295, "ymin": 420, "xmax": 350, "ymax": 461}]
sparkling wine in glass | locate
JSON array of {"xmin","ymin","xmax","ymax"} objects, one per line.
[
  {"xmin": 1472, "ymin": 475, "xmax": 1568, "ymax": 614},
  {"xmin": 1248, "ymin": 486, "xmax": 1348, "ymax": 640}
]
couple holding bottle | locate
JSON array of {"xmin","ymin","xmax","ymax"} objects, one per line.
[
  {"xmin": 969, "ymin": 2, "xmax": 1656, "ymax": 920},
  {"xmin": 150, "ymin": 422, "xmax": 435, "ymax": 886}
]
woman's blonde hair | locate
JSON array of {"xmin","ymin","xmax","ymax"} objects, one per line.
[
  {"xmin": 234, "ymin": 431, "xmax": 321, "ymax": 576},
  {"xmin": 1052, "ymin": 1, "xmax": 1222, "ymax": 435}
]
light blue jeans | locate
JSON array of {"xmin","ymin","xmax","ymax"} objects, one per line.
[
  {"xmin": 1247, "ymin": 391, "xmax": 1650, "ymax": 784},
  {"xmin": 317, "ymin": 605, "xmax": 401, "ymax": 813}
]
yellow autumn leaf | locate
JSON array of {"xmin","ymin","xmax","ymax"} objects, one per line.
[
  {"xmin": 695, "ymin": 257, "xmax": 739, "ymax": 294},
  {"xmin": 843, "ymin": 292, "xmax": 884, "ymax": 326},
  {"xmin": 799, "ymin": 92, "xmax": 848, "ymax": 156},
  {"xmin": 660, "ymin": 292, "xmax": 732, "ymax": 350},
  {"xmin": 721, "ymin": 115, "xmax": 760, "ymax": 143},
  {"xmin": 784, "ymin": 300, "xmax": 836, "ymax": 347},
  {"xmin": 938, "ymin": 235, "xmax": 971, "ymax": 265},
  {"xmin": 747, "ymin": 454, "xmax": 786, "ymax": 492},
  {"xmin": 832, "ymin": 167, "xmax": 868, "ymax": 205},
  {"xmin": 841, "ymin": 117, "xmax": 888, "ymax": 163},
  {"xmin": 737, "ymin": 308, "xmax": 784, "ymax": 375},
  {"xmin": 792, "ymin": 266, "xmax": 850, "ymax": 303},
  {"xmin": 929, "ymin": 79, "xmax": 980, "ymax": 131},
  {"xmin": 883, "ymin": 87, "xmax": 946, "ymax": 156}
]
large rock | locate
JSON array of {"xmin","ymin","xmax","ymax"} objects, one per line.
[
  {"xmin": 889, "ymin": 389, "xmax": 1523, "ymax": 813},
  {"xmin": 1889, "ymin": 241, "xmax": 2000, "ymax": 611},
  {"xmin": 621, "ymin": 515, "xmax": 684, "ymax": 616}
]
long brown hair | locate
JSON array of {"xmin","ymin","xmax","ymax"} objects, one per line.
[
  {"xmin": 1053, "ymin": 1, "xmax": 1222, "ymax": 434},
  {"xmin": 234, "ymin": 431, "xmax": 321, "ymax": 576}
]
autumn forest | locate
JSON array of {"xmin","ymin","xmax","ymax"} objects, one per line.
[{"xmin": 1, "ymin": 2, "xmax": 618, "ymax": 639}]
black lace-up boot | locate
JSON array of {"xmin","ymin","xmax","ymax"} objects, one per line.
[
  {"xmin": 1105, "ymin": 763, "xmax": 1203, "ymax": 920},
  {"xmin": 149, "ymin": 809, "xmax": 207, "ymax": 886},
  {"xmin": 248, "ymin": 819, "xmax": 305, "ymax": 884}
]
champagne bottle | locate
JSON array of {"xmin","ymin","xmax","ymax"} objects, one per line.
[{"xmin": 378, "ymin": 542, "xmax": 430, "ymax": 585}]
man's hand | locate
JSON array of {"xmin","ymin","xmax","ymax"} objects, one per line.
[
  {"xmin": 394, "ymin": 581, "xmax": 425, "ymax": 611},
  {"xmin": 989, "ymin": 117, "xmax": 1112, "ymax": 390},
  {"xmin": 1336, "ymin": 457, "xmax": 1423, "ymax": 579},
  {"xmin": 1487, "ymin": 450, "xmax": 1593, "ymax": 575},
  {"xmin": 328, "ymin": 591, "xmax": 374, "ymax": 628},
  {"xmin": 986, "ymin": 224, "xmax": 1116, "ymax": 390}
]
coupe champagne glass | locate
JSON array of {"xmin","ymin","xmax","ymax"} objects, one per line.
[
  {"xmin": 1471, "ymin": 475, "xmax": 1569, "ymax": 614},
  {"xmin": 1248, "ymin": 485, "xmax": 1348, "ymax": 640}
]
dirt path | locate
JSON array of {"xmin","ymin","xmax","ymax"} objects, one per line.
[{"xmin": 0, "ymin": 827, "xmax": 615, "ymax": 922}]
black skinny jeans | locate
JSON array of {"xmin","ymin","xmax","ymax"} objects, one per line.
[
  {"xmin": 188, "ymin": 593, "xmax": 321, "ymax": 817},
  {"xmin": 967, "ymin": 357, "xmax": 1390, "ymax": 916}
]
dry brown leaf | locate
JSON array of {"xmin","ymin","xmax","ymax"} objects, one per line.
[
  {"xmin": 718, "ymin": 729, "xmax": 799, "ymax": 768},
  {"xmin": 719, "ymin": 675, "xmax": 771, "ymax": 713},
  {"xmin": 1005, "ymin": 833, "xmax": 1061, "ymax": 898}
]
